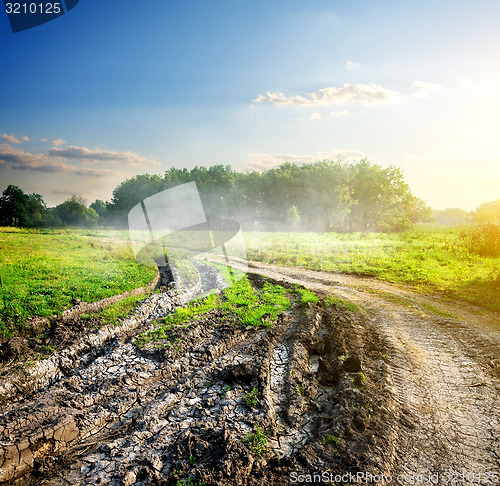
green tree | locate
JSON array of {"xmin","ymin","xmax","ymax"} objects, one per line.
[
  {"xmin": 0, "ymin": 185, "xmax": 46, "ymax": 227},
  {"xmin": 346, "ymin": 161, "xmax": 430, "ymax": 231},
  {"xmin": 108, "ymin": 174, "xmax": 165, "ymax": 226},
  {"xmin": 231, "ymin": 170, "xmax": 264, "ymax": 229},
  {"xmin": 104, "ymin": 159, "xmax": 431, "ymax": 232},
  {"xmin": 53, "ymin": 196, "xmax": 98, "ymax": 227},
  {"xmin": 287, "ymin": 205, "xmax": 301, "ymax": 230},
  {"xmin": 186, "ymin": 164, "xmax": 236, "ymax": 219},
  {"xmin": 432, "ymin": 208, "xmax": 468, "ymax": 226},
  {"xmin": 90, "ymin": 199, "xmax": 107, "ymax": 218},
  {"xmin": 470, "ymin": 199, "xmax": 500, "ymax": 225}
]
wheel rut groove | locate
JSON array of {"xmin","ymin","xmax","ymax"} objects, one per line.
[{"xmin": 0, "ymin": 263, "xmax": 498, "ymax": 485}]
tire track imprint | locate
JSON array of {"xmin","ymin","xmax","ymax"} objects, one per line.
[{"xmin": 0, "ymin": 262, "xmax": 498, "ymax": 485}]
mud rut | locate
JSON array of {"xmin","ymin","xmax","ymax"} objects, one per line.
[{"xmin": 0, "ymin": 262, "xmax": 499, "ymax": 485}]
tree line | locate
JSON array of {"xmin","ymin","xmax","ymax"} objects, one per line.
[{"xmin": 1, "ymin": 159, "xmax": 497, "ymax": 232}]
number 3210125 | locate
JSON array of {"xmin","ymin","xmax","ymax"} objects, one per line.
[{"xmin": 5, "ymin": 3, "xmax": 62, "ymax": 14}]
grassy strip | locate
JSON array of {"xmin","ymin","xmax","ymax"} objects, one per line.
[
  {"xmin": 293, "ymin": 284, "xmax": 319, "ymax": 304},
  {"xmin": 135, "ymin": 276, "xmax": 291, "ymax": 348},
  {"xmin": 0, "ymin": 227, "xmax": 156, "ymax": 338},
  {"xmin": 221, "ymin": 277, "xmax": 291, "ymax": 325},
  {"xmin": 324, "ymin": 296, "xmax": 359, "ymax": 313},
  {"xmin": 81, "ymin": 292, "xmax": 150, "ymax": 327},
  {"xmin": 245, "ymin": 228, "xmax": 500, "ymax": 311}
]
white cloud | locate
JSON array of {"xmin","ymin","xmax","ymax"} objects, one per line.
[
  {"xmin": 252, "ymin": 94, "xmax": 267, "ymax": 104},
  {"xmin": 0, "ymin": 133, "xmax": 161, "ymax": 177},
  {"xmin": 411, "ymin": 80, "xmax": 443, "ymax": 98},
  {"xmin": 0, "ymin": 144, "xmax": 114, "ymax": 176},
  {"xmin": 253, "ymin": 81, "xmax": 444, "ymax": 108},
  {"xmin": 245, "ymin": 150, "xmax": 366, "ymax": 172},
  {"xmin": 253, "ymin": 83, "xmax": 402, "ymax": 107},
  {"xmin": 309, "ymin": 112, "xmax": 322, "ymax": 120},
  {"xmin": 1, "ymin": 133, "xmax": 23, "ymax": 144},
  {"xmin": 47, "ymin": 145, "xmax": 161, "ymax": 168},
  {"xmin": 345, "ymin": 60, "xmax": 360, "ymax": 70}
]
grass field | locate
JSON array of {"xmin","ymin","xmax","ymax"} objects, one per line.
[
  {"xmin": 245, "ymin": 227, "xmax": 500, "ymax": 312},
  {"xmin": 1, "ymin": 225, "xmax": 498, "ymax": 341},
  {"xmin": 0, "ymin": 227, "xmax": 156, "ymax": 337}
]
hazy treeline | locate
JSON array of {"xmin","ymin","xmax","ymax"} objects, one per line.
[
  {"xmin": 1, "ymin": 159, "xmax": 499, "ymax": 231},
  {"xmin": 106, "ymin": 159, "xmax": 433, "ymax": 232},
  {"xmin": 0, "ymin": 186, "xmax": 98, "ymax": 228}
]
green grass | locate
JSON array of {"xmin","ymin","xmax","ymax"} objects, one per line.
[
  {"xmin": 293, "ymin": 284, "xmax": 319, "ymax": 304},
  {"xmin": 245, "ymin": 426, "xmax": 268, "ymax": 456},
  {"xmin": 3, "ymin": 225, "xmax": 497, "ymax": 342},
  {"xmin": 245, "ymin": 227, "xmax": 500, "ymax": 311},
  {"xmin": 221, "ymin": 277, "xmax": 291, "ymax": 326},
  {"xmin": 244, "ymin": 387, "xmax": 259, "ymax": 408},
  {"xmin": 322, "ymin": 434, "xmax": 340, "ymax": 446},
  {"xmin": 324, "ymin": 296, "xmax": 359, "ymax": 313},
  {"xmin": 83, "ymin": 292, "xmax": 149, "ymax": 326},
  {"xmin": 135, "ymin": 276, "xmax": 291, "ymax": 348},
  {"xmin": 0, "ymin": 227, "xmax": 157, "ymax": 338}
]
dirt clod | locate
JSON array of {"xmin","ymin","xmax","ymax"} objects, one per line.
[{"xmin": 0, "ymin": 336, "xmax": 28, "ymax": 360}]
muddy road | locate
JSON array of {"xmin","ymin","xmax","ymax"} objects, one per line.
[{"xmin": 0, "ymin": 262, "xmax": 499, "ymax": 485}]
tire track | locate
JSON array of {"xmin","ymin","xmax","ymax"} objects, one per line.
[
  {"xmin": 1, "ymin": 262, "xmax": 499, "ymax": 485},
  {"xmin": 236, "ymin": 262, "xmax": 500, "ymax": 483}
]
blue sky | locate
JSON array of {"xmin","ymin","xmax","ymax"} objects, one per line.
[{"xmin": 1, "ymin": 0, "xmax": 499, "ymax": 209}]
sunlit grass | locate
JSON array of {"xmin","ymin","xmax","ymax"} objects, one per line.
[
  {"xmin": 245, "ymin": 227, "xmax": 500, "ymax": 311},
  {"xmin": 0, "ymin": 227, "xmax": 156, "ymax": 337},
  {"xmin": 97, "ymin": 292, "xmax": 150, "ymax": 326},
  {"xmin": 1, "ymin": 224, "xmax": 497, "ymax": 342},
  {"xmin": 135, "ymin": 276, "xmax": 291, "ymax": 348},
  {"xmin": 293, "ymin": 284, "xmax": 319, "ymax": 304}
]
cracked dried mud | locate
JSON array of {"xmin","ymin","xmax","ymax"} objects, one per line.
[{"xmin": 0, "ymin": 262, "xmax": 499, "ymax": 485}]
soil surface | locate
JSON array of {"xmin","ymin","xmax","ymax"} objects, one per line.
[{"xmin": 0, "ymin": 262, "xmax": 499, "ymax": 485}]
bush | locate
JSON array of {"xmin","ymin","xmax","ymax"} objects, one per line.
[{"xmin": 460, "ymin": 223, "xmax": 500, "ymax": 258}]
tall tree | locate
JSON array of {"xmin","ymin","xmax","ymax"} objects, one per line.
[
  {"xmin": 103, "ymin": 159, "xmax": 431, "ymax": 232},
  {"xmin": 90, "ymin": 199, "xmax": 107, "ymax": 218},
  {"xmin": 108, "ymin": 174, "xmax": 165, "ymax": 226},
  {"xmin": 470, "ymin": 199, "xmax": 500, "ymax": 225},
  {"xmin": 0, "ymin": 185, "xmax": 46, "ymax": 227}
]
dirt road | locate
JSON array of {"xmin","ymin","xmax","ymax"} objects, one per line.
[
  {"xmin": 0, "ymin": 262, "xmax": 498, "ymax": 485},
  {"xmin": 240, "ymin": 262, "xmax": 500, "ymax": 481}
]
